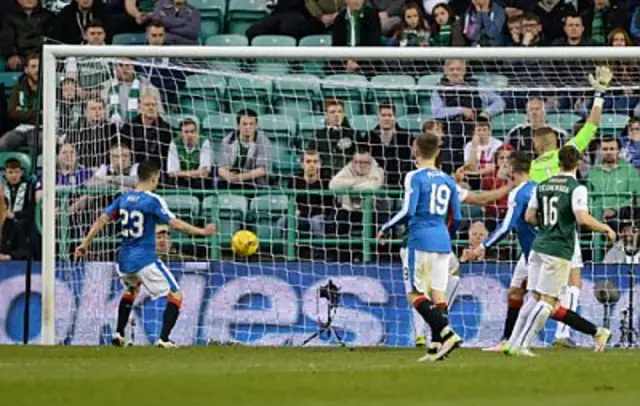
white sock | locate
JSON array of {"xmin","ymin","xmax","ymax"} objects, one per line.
[
  {"xmin": 411, "ymin": 308, "xmax": 427, "ymax": 339},
  {"xmin": 446, "ymin": 275, "xmax": 460, "ymax": 307},
  {"xmin": 508, "ymin": 298, "xmax": 537, "ymax": 347},
  {"xmin": 517, "ymin": 301, "xmax": 553, "ymax": 349},
  {"xmin": 555, "ymin": 285, "xmax": 580, "ymax": 339}
]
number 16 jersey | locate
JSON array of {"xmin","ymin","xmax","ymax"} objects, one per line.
[{"xmin": 105, "ymin": 191, "xmax": 176, "ymax": 273}]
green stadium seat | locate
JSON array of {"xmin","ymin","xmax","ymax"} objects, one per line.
[
  {"xmin": 227, "ymin": 0, "xmax": 269, "ymax": 35},
  {"xmin": 397, "ymin": 114, "xmax": 426, "ymax": 133},
  {"xmin": 461, "ymin": 204, "xmax": 483, "ymax": 219},
  {"xmin": 368, "ymin": 74, "xmax": 415, "ymax": 116},
  {"xmin": 201, "ymin": 113, "xmax": 236, "ymax": 139},
  {"xmin": 350, "ymin": 115, "xmax": 378, "ymax": 133},
  {"xmin": 185, "ymin": 74, "xmax": 226, "ymax": 96},
  {"xmin": 299, "ymin": 35, "xmax": 331, "ymax": 47},
  {"xmin": 258, "ymin": 114, "xmax": 296, "ymax": 142},
  {"xmin": 322, "ymin": 74, "xmax": 368, "ymax": 116},
  {"xmin": 272, "ymin": 143, "xmax": 299, "ymax": 175},
  {"xmin": 273, "ymin": 74, "xmax": 321, "ymax": 119},
  {"xmin": 250, "ymin": 35, "xmax": 296, "ymax": 74},
  {"xmin": 205, "ymin": 34, "xmax": 248, "ymax": 46},
  {"xmin": 180, "ymin": 75, "xmax": 226, "ymax": 117},
  {"xmin": 492, "ymin": 113, "xmax": 525, "ymax": 135},
  {"xmin": 163, "ymin": 195, "xmax": 201, "ymax": 218},
  {"xmin": 546, "ymin": 112, "xmax": 581, "ymax": 133},
  {"xmin": 251, "ymin": 35, "xmax": 296, "ymax": 47},
  {"xmin": 112, "ymin": 33, "xmax": 146, "ymax": 45},
  {"xmin": 0, "ymin": 152, "xmax": 32, "ymax": 174},
  {"xmin": 191, "ymin": 0, "xmax": 227, "ymax": 40},
  {"xmin": 249, "ymin": 195, "xmax": 289, "ymax": 241},
  {"xmin": 227, "ymin": 76, "xmax": 272, "ymax": 114},
  {"xmin": 417, "ymin": 74, "xmax": 441, "ymax": 114},
  {"xmin": 476, "ymin": 73, "xmax": 509, "ymax": 89},
  {"xmin": 0, "ymin": 72, "xmax": 21, "ymax": 89},
  {"xmin": 0, "ymin": 59, "xmax": 5, "ymax": 72},
  {"xmin": 601, "ymin": 113, "xmax": 629, "ymax": 132},
  {"xmin": 298, "ymin": 115, "xmax": 325, "ymax": 143},
  {"xmin": 203, "ymin": 194, "xmax": 248, "ymax": 242}
]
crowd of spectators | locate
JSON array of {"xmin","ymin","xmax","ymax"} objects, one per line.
[{"xmin": 0, "ymin": 0, "xmax": 638, "ymax": 263}]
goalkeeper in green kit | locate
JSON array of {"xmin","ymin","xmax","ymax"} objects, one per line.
[{"xmin": 529, "ymin": 66, "xmax": 613, "ymax": 347}]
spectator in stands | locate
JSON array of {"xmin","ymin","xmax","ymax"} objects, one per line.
[
  {"xmin": 49, "ymin": 0, "xmax": 112, "ymax": 45},
  {"xmin": 532, "ymin": 0, "xmax": 576, "ymax": 44},
  {"xmin": 460, "ymin": 221, "xmax": 489, "ymax": 262},
  {"xmin": 166, "ymin": 117, "xmax": 212, "ymax": 185},
  {"xmin": 364, "ymin": 103, "xmax": 412, "ymax": 188},
  {"xmin": 329, "ymin": 147, "xmax": 384, "ymax": 261},
  {"xmin": 309, "ymin": 98, "xmax": 360, "ymax": 175},
  {"xmin": 152, "ymin": 0, "xmax": 200, "ymax": 45},
  {"xmin": 422, "ymin": 119, "xmax": 444, "ymax": 137},
  {"xmin": 462, "ymin": 0, "xmax": 506, "ymax": 46},
  {"xmin": 277, "ymin": 150, "xmax": 334, "ymax": 237},
  {"xmin": 246, "ymin": 0, "xmax": 342, "ymax": 41},
  {"xmin": 370, "ymin": 0, "xmax": 411, "ymax": 35},
  {"xmin": 63, "ymin": 20, "xmax": 112, "ymax": 90},
  {"xmin": 0, "ymin": 0, "xmax": 55, "ymax": 71},
  {"xmin": 65, "ymin": 97, "xmax": 117, "ymax": 168},
  {"xmin": 603, "ymin": 222, "xmax": 639, "ymax": 264},
  {"xmin": 429, "ymin": 3, "xmax": 465, "ymax": 46},
  {"xmin": 87, "ymin": 141, "xmax": 139, "ymax": 189},
  {"xmin": 622, "ymin": 117, "xmax": 640, "ymax": 169},
  {"xmin": 156, "ymin": 224, "xmax": 198, "ymax": 261},
  {"xmin": 217, "ymin": 109, "xmax": 272, "ymax": 189},
  {"xmin": 102, "ymin": 57, "xmax": 164, "ymax": 126},
  {"xmin": 120, "ymin": 92, "xmax": 172, "ymax": 170},
  {"xmin": 432, "ymin": 59, "xmax": 505, "ymax": 168},
  {"xmin": 505, "ymin": 14, "xmax": 523, "ymax": 46},
  {"xmin": 552, "ymin": 13, "xmax": 593, "ymax": 46},
  {"xmin": 111, "ymin": 0, "xmax": 156, "ymax": 34},
  {"xmin": 390, "ymin": 3, "xmax": 430, "ymax": 46},
  {"xmin": 504, "ymin": 97, "xmax": 567, "ymax": 154},
  {"xmin": 57, "ymin": 77, "xmax": 82, "ymax": 139},
  {"xmin": 463, "ymin": 117, "xmax": 503, "ymax": 178},
  {"xmin": 331, "ymin": 0, "xmax": 381, "ymax": 74},
  {"xmin": 608, "ymin": 26, "xmax": 634, "ymax": 46},
  {"xmin": 0, "ymin": 158, "xmax": 35, "ymax": 261},
  {"xmin": 588, "ymin": 137, "xmax": 640, "ymax": 221},
  {"xmin": 581, "ymin": 0, "xmax": 627, "ymax": 46},
  {"xmin": 55, "ymin": 143, "xmax": 94, "ymax": 187},
  {"xmin": 481, "ymin": 145, "xmax": 512, "ymax": 219},
  {"xmin": 0, "ymin": 53, "xmax": 40, "ymax": 152},
  {"xmin": 0, "ymin": 1, "xmax": 21, "ymax": 34},
  {"xmin": 508, "ymin": 11, "xmax": 545, "ymax": 46}
]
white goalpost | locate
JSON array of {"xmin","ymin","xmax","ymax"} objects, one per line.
[{"xmin": 38, "ymin": 45, "xmax": 640, "ymax": 346}]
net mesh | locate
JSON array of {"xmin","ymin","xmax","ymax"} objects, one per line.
[{"xmin": 44, "ymin": 52, "xmax": 639, "ymax": 346}]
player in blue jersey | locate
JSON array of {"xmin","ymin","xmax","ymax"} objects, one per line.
[
  {"xmin": 75, "ymin": 160, "xmax": 216, "ymax": 348},
  {"xmin": 378, "ymin": 133, "xmax": 463, "ymax": 362}
]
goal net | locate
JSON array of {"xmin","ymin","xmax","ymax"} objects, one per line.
[{"xmin": 31, "ymin": 46, "xmax": 639, "ymax": 347}]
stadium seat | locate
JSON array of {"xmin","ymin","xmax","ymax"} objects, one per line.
[
  {"xmin": 272, "ymin": 143, "xmax": 299, "ymax": 175},
  {"xmin": 185, "ymin": 74, "xmax": 226, "ymax": 96},
  {"xmin": 0, "ymin": 72, "xmax": 21, "ymax": 90},
  {"xmin": 298, "ymin": 115, "xmax": 325, "ymax": 143},
  {"xmin": 298, "ymin": 35, "xmax": 331, "ymax": 76},
  {"xmin": 251, "ymin": 35, "xmax": 296, "ymax": 47},
  {"xmin": 249, "ymin": 195, "xmax": 289, "ymax": 241},
  {"xmin": 417, "ymin": 74, "xmax": 441, "ymax": 114},
  {"xmin": 350, "ymin": 115, "xmax": 378, "ymax": 133},
  {"xmin": 322, "ymin": 74, "xmax": 369, "ymax": 116},
  {"xmin": 227, "ymin": 76, "xmax": 272, "ymax": 114},
  {"xmin": 205, "ymin": 34, "xmax": 248, "ymax": 46},
  {"xmin": 203, "ymin": 194, "xmax": 248, "ymax": 242},
  {"xmin": 0, "ymin": 152, "xmax": 31, "ymax": 174},
  {"xmin": 226, "ymin": 0, "xmax": 269, "ymax": 35},
  {"xmin": 112, "ymin": 33, "xmax": 146, "ymax": 45},
  {"xmin": 397, "ymin": 114, "xmax": 426, "ymax": 133},
  {"xmin": 163, "ymin": 195, "xmax": 201, "ymax": 218},
  {"xmin": 601, "ymin": 113, "xmax": 629, "ymax": 132},
  {"xmin": 546, "ymin": 112, "xmax": 581, "ymax": 133},
  {"xmin": 167, "ymin": 114, "xmax": 200, "ymax": 129},
  {"xmin": 190, "ymin": 0, "xmax": 227, "ymax": 40},
  {"xmin": 461, "ymin": 204, "xmax": 483, "ymax": 219},
  {"xmin": 0, "ymin": 59, "xmax": 5, "ymax": 72},
  {"xmin": 180, "ymin": 74, "xmax": 226, "ymax": 117},
  {"xmin": 250, "ymin": 35, "xmax": 296, "ymax": 74},
  {"xmin": 258, "ymin": 114, "xmax": 296, "ymax": 142},
  {"xmin": 476, "ymin": 73, "xmax": 509, "ymax": 89},
  {"xmin": 201, "ymin": 113, "xmax": 236, "ymax": 139},
  {"xmin": 492, "ymin": 112, "xmax": 525, "ymax": 136},
  {"xmin": 273, "ymin": 74, "xmax": 322, "ymax": 119},
  {"xmin": 299, "ymin": 35, "xmax": 331, "ymax": 47},
  {"xmin": 368, "ymin": 74, "xmax": 415, "ymax": 116}
]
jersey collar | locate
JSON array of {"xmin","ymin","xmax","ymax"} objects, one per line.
[{"xmin": 559, "ymin": 171, "xmax": 577, "ymax": 179}]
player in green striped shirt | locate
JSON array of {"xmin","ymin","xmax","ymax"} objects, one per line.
[{"xmin": 528, "ymin": 66, "xmax": 613, "ymax": 347}]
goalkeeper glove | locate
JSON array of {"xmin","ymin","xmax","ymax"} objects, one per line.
[{"xmin": 588, "ymin": 66, "xmax": 613, "ymax": 96}]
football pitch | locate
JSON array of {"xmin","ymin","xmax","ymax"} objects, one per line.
[{"xmin": 1, "ymin": 346, "xmax": 639, "ymax": 406}]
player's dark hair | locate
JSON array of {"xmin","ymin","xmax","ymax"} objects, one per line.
[
  {"xmin": 533, "ymin": 126, "xmax": 557, "ymax": 138},
  {"xmin": 85, "ymin": 19, "xmax": 105, "ymax": 32},
  {"xmin": 414, "ymin": 132, "xmax": 440, "ymax": 160},
  {"xmin": 137, "ymin": 160, "xmax": 160, "ymax": 182},
  {"xmin": 474, "ymin": 116, "xmax": 491, "ymax": 129},
  {"xmin": 4, "ymin": 158, "xmax": 22, "ymax": 170},
  {"xmin": 236, "ymin": 108, "xmax": 258, "ymax": 124},
  {"xmin": 511, "ymin": 150, "xmax": 531, "ymax": 174},
  {"xmin": 558, "ymin": 146, "xmax": 580, "ymax": 171}
]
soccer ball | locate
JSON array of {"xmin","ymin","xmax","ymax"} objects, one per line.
[{"xmin": 231, "ymin": 230, "xmax": 259, "ymax": 257}]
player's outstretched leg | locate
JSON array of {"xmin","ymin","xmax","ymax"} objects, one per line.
[
  {"xmin": 410, "ymin": 295, "xmax": 462, "ymax": 362},
  {"xmin": 554, "ymin": 281, "xmax": 581, "ymax": 348},
  {"xmin": 504, "ymin": 292, "xmax": 539, "ymax": 356},
  {"xmin": 113, "ymin": 287, "xmax": 138, "ymax": 347},
  {"xmin": 157, "ymin": 292, "xmax": 182, "ymax": 348},
  {"xmin": 551, "ymin": 306, "xmax": 611, "ymax": 351},
  {"xmin": 484, "ymin": 287, "xmax": 525, "ymax": 352}
]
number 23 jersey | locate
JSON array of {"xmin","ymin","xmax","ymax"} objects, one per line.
[{"xmin": 105, "ymin": 191, "xmax": 176, "ymax": 273}]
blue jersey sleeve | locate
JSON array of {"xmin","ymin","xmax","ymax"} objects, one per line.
[
  {"xmin": 150, "ymin": 194, "xmax": 176, "ymax": 224},
  {"xmin": 482, "ymin": 189, "xmax": 523, "ymax": 248},
  {"xmin": 104, "ymin": 195, "xmax": 121, "ymax": 220},
  {"xmin": 379, "ymin": 171, "xmax": 419, "ymax": 233},
  {"xmin": 447, "ymin": 177, "xmax": 462, "ymax": 235}
]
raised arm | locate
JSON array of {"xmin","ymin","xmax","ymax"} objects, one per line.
[
  {"xmin": 75, "ymin": 214, "xmax": 112, "ymax": 258},
  {"xmin": 572, "ymin": 185, "xmax": 616, "ymax": 242},
  {"xmin": 524, "ymin": 187, "xmax": 538, "ymax": 225},
  {"xmin": 463, "ymin": 183, "xmax": 513, "ymax": 205},
  {"xmin": 482, "ymin": 191, "xmax": 520, "ymax": 248},
  {"xmin": 168, "ymin": 218, "xmax": 215, "ymax": 237},
  {"xmin": 378, "ymin": 172, "xmax": 418, "ymax": 237}
]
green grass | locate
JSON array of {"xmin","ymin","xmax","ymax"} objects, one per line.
[{"xmin": 1, "ymin": 346, "xmax": 639, "ymax": 406}]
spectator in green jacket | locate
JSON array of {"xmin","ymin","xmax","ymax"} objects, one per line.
[
  {"xmin": 587, "ymin": 137, "xmax": 640, "ymax": 221},
  {"xmin": 167, "ymin": 117, "xmax": 212, "ymax": 183}
]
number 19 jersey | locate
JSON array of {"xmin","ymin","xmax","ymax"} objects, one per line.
[{"xmin": 104, "ymin": 191, "xmax": 176, "ymax": 273}]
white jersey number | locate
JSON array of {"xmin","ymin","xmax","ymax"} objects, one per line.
[
  {"xmin": 120, "ymin": 209, "xmax": 144, "ymax": 238},
  {"xmin": 429, "ymin": 184, "xmax": 451, "ymax": 216},
  {"xmin": 541, "ymin": 196, "xmax": 559, "ymax": 226}
]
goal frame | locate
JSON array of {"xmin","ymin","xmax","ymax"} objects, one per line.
[{"xmin": 40, "ymin": 45, "xmax": 640, "ymax": 345}]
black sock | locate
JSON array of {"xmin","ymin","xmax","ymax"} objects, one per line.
[
  {"xmin": 414, "ymin": 298, "xmax": 446, "ymax": 342},
  {"xmin": 503, "ymin": 306, "xmax": 521, "ymax": 340},
  {"xmin": 116, "ymin": 295, "xmax": 134, "ymax": 336},
  {"xmin": 562, "ymin": 309, "xmax": 597, "ymax": 336},
  {"xmin": 160, "ymin": 302, "xmax": 180, "ymax": 342}
]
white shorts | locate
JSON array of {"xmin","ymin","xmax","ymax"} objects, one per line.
[
  {"xmin": 118, "ymin": 260, "xmax": 180, "ymax": 299},
  {"xmin": 510, "ymin": 254, "xmax": 528, "ymax": 289},
  {"xmin": 526, "ymin": 250, "xmax": 571, "ymax": 298},
  {"xmin": 400, "ymin": 247, "xmax": 449, "ymax": 293},
  {"xmin": 570, "ymin": 234, "xmax": 583, "ymax": 269}
]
